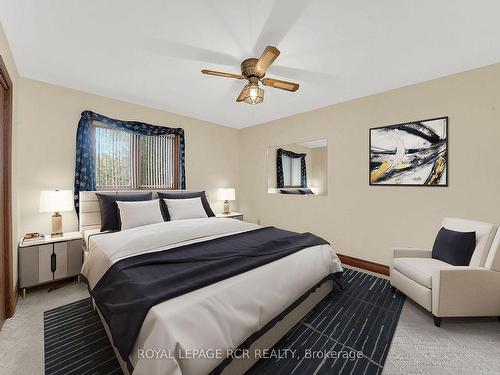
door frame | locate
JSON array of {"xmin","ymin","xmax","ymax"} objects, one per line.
[{"xmin": 0, "ymin": 55, "xmax": 14, "ymax": 318}]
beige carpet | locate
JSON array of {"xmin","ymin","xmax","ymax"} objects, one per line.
[
  {"xmin": 1, "ymin": 274, "xmax": 499, "ymax": 374},
  {"xmin": 383, "ymin": 299, "xmax": 500, "ymax": 374},
  {"xmin": 0, "ymin": 282, "xmax": 89, "ymax": 375}
]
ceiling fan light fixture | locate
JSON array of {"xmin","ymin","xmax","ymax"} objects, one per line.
[
  {"xmin": 201, "ymin": 46, "xmax": 298, "ymax": 104},
  {"xmin": 243, "ymin": 82, "xmax": 264, "ymax": 105}
]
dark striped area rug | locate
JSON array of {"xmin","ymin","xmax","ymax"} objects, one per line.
[
  {"xmin": 44, "ymin": 298, "xmax": 122, "ymax": 375},
  {"xmin": 44, "ymin": 268, "xmax": 404, "ymax": 375},
  {"xmin": 247, "ymin": 268, "xmax": 405, "ymax": 374}
]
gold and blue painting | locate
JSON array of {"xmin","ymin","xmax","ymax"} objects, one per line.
[{"xmin": 369, "ymin": 117, "xmax": 448, "ymax": 186}]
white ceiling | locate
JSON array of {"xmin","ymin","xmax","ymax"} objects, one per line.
[{"xmin": 2, "ymin": 0, "xmax": 500, "ymax": 129}]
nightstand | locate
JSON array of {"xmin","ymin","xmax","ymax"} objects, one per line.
[
  {"xmin": 216, "ymin": 212, "xmax": 243, "ymax": 220},
  {"xmin": 18, "ymin": 231, "xmax": 83, "ymax": 297}
]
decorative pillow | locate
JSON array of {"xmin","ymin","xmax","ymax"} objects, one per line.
[
  {"xmin": 96, "ymin": 192, "xmax": 152, "ymax": 231},
  {"xmin": 299, "ymin": 188, "xmax": 315, "ymax": 195},
  {"xmin": 157, "ymin": 191, "xmax": 214, "ymax": 221},
  {"xmin": 162, "ymin": 197, "xmax": 208, "ymax": 221},
  {"xmin": 280, "ymin": 189, "xmax": 301, "ymax": 194},
  {"xmin": 432, "ymin": 227, "xmax": 476, "ymax": 266},
  {"xmin": 116, "ymin": 199, "xmax": 164, "ymax": 230}
]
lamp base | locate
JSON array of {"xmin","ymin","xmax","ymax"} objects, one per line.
[
  {"xmin": 51, "ymin": 212, "xmax": 63, "ymax": 237},
  {"xmin": 223, "ymin": 200, "xmax": 231, "ymax": 215}
]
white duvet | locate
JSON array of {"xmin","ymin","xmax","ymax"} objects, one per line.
[{"xmin": 81, "ymin": 218, "xmax": 342, "ymax": 375}]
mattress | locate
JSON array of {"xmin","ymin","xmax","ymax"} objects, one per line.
[{"xmin": 81, "ymin": 217, "xmax": 342, "ymax": 375}]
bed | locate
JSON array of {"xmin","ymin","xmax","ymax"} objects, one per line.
[{"xmin": 79, "ymin": 191, "xmax": 343, "ymax": 375}]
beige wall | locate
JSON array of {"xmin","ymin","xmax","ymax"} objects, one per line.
[
  {"xmin": 5, "ymin": 18, "xmax": 500, "ymax": 277},
  {"xmin": 310, "ymin": 147, "xmax": 327, "ymax": 196},
  {"xmin": 239, "ymin": 63, "xmax": 500, "ymax": 266},
  {"xmin": 0, "ymin": 22, "xmax": 20, "ymax": 288},
  {"xmin": 17, "ymin": 78, "xmax": 240, "ymax": 235}
]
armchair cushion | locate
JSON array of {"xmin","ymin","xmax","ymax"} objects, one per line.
[
  {"xmin": 431, "ymin": 227, "xmax": 476, "ymax": 266},
  {"xmin": 393, "ymin": 257, "xmax": 454, "ymax": 288}
]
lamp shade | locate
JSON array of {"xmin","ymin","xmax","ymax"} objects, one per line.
[
  {"xmin": 39, "ymin": 190, "xmax": 74, "ymax": 213},
  {"xmin": 217, "ymin": 188, "xmax": 235, "ymax": 201},
  {"xmin": 242, "ymin": 83, "xmax": 264, "ymax": 105}
]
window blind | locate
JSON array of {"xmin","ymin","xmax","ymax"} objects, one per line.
[
  {"xmin": 95, "ymin": 125, "xmax": 133, "ymax": 189},
  {"xmin": 93, "ymin": 123, "xmax": 178, "ymax": 190},
  {"xmin": 139, "ymin": 135, "xmax": 175, "ymax": 189}
]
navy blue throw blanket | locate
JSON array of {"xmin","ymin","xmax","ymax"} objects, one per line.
[{"xmin": 91, "ymin": 227, "xmax": 329, "ymax": 361}]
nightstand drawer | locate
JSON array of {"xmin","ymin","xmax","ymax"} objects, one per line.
[
  {"xmin": 38, "ymin": 244, "xmax": 53, "ymax": 283},
  {"xmin": 19, "ymin": 246, "xmax": 39, "ymax": 288},
  {"xmin": 67, "ymin": 240, "xmax": 83, "ymax": 276},
  {"xmin": 53, "ymin": 242, "xmax": 68, "ymax": 280}
]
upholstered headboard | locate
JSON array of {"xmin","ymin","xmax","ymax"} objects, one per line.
[{"xmin": 78, "ymin": 190, "xmax": 211, "ymax": 234}]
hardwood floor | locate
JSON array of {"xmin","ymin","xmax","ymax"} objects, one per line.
[{"xmin": 337, "ymin": 253, "xmax": 390, "ymax": 276}]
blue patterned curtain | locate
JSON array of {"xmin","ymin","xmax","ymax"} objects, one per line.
[
  {"xmin": 74, "ymin": 110, "xmax": 186, "ymax": 214},
  {"xmin": 276, "ymin": 148, "xmax": 307, "ymax": 188}
]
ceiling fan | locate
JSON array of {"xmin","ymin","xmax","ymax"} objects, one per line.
[{"xmin": 201, "ymin": 46, "xmax": 299, "ymax": 105}]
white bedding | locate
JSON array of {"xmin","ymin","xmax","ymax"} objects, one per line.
[
  {"xmin": 81, "ymin": 217, "xmax": 342, "ymax": 375},
  {"xmin": 83, "ymin": 228, "xmax": 101, "ymax": 250}
]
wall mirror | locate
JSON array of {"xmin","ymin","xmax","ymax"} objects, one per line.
[{"xmin": 267, "ymin": 139, "xmax": 328, "ymax": 196}]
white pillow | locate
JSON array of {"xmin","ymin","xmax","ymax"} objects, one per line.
[
  {"xmin": 163, "ymin": 197, "xmax": 208, "ymax": 221},
  {"xmin": 116, "ymin": 199, "xmax": 164, "ymax": 230}
]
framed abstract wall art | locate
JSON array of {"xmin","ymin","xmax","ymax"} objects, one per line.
[{"xmin": 369, "ymin": 117, "xmax": 448, "ymax": 186}]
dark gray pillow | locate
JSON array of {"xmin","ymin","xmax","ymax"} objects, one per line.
[
  {"xmin": 157, "ymin": 191, "xmax": 214, "ymax": 221},
  {"xmin": 432, "ymin": 227, "xmax": 476, "ymax": 266},
  {"xmin": 96, "ymin": 192, "xmax": 153, "ymax": 232},
  {"xmin": 299, "ymin": 188, "xmax": 315, "ymax": 195},
  {"xmin": 280, "ymin": 189, "xmax": 301, "ymax": 194}
]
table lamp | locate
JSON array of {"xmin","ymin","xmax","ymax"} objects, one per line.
[
  {"xmin": 217, "ymin": 188, "xmax": 235, "ymax": 215},
  {"xmin": 39, "ymin": 190, "xmax": 74, "ymax": 237}
]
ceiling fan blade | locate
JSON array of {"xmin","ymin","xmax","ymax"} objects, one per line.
[
  {"xmin": 137, "ymin": 36, "xmax": 240, "ymax": 66},
  {"xmin": 253, "ymin": 1, "xmax": 311, "ymax": 56},
  {"xmin": 236, "ymin": 87, "xmax": 246, "ymax": 102},
  {"xmin": 270, "ymin": 65, "xmax": 335, "ymax": 85},
  {"xmin": 201, "ymin": 70, "xmax": 243, "ymax": 79},
  {"xmin": 255, "ymin": 46, "xmax": 280, "ymax": 75},
  {"xmin": 261, "ymin": 78, "xmax": 299, "ymax": 92}
]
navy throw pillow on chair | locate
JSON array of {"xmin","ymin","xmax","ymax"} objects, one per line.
[{"xmin": 431, "ymin": 227, "xmax": 476, "ymax": 266}]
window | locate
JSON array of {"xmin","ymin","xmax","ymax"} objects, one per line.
[
  {"xmin": 95, "ymin": 126, "xmax": 133, "ymax": 189},
  {"xmin": 282, "ymin": 155, "xmax": 302, "ymax": 187},
  {"xmin": 94, "ymin": 123, "xmax": 180, "ymax": 190}
]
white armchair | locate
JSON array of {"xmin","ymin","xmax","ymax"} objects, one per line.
[{"xmin": 390, "ymin": 217, "xmax": 500, "ymax": 326}]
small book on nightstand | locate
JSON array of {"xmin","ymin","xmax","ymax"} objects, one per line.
[{"xmin": 22, "ymin": 233, "xmax": 45, "ymax": 244}]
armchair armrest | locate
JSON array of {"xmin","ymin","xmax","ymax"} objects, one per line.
[
  {"xmin": 432, "ymin": 267, "xmax": 500, "ymax": 317},
  {"xmin": 391, "ymin": 247, "xmax": 432, "ymax": 259}
]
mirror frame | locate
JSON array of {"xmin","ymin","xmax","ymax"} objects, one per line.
[{"xmin": 276, "ymin": 148, "xmax": 307, "ymax": 188}]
